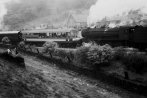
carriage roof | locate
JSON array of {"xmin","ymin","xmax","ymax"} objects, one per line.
[
  {"xmin": 0, "ymin": 31, "xmax": 20, "ymax": 34},
  {"xmin": 21, "ymin": 29, "xmax": 74, "ymax": 33}
]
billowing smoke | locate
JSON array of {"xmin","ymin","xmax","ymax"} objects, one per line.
[
  {"xmin": 0, "ymin": 0, "xmax": 11, "ymax": 30},
  {"xmin": 87, "ymin": 0, "xmax": 147, "ymax": 27},
  {"xmin": 3, "ymin": 0, "xmax": 96, "ymax": 30},
  {"xmin": 0, "ymin": 0, "xmax": 19, "ymax": 30},
  {"xmin": 4, "ymin": 0, "xmax": 49, "ymax": 30}
]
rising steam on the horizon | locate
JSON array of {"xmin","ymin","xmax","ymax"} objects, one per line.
[{"xmin": 87, "ymin": 0, "xmax": 147, "ymax": 28}]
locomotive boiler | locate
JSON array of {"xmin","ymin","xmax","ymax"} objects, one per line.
[{"xmin": 81, "ymin": 26, "xmax": 147, "ymax": 49}]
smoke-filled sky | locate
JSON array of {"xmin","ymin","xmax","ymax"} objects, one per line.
[
  {"xmin": 2, "ymin": 0, "xmax": 147, "ymax": 30},
  {"xmin": 0, "ymin": 0, "xmax": 10, "ymax": 29},
  {"xmin": 1, "ymin": 0, "xmax": 97, "ymax": 30},
  {"xmin": 88, "ymin": 0, "xmax": 147, "ymax": 27}
]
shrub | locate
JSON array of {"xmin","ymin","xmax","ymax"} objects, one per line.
[
  {"xmin": 113, "ymin": 47, "xmax": 126, "ymax": 60},
  {"xmin": 55, "ymin": 48, "xmax": 75, "ymax": 63},
  {"xmin": 113, "ymin": 47, "xmax": 147, "ymax": 74},
  {"xmin": 43, "ymin": 41, "xmax": 58, "ymax": 58},
  {"xmin": 87, "ymin": 44, "xmax": 113, "ymax": 65},
  {"xmin": 18, "ymin": 41, "xmax": 25, "ymax": 48},
  {"xmin": 82, "ymin": 41, "xmax": 94, "ymax": 47},
  {"xmin": 74, "ymin": 44, "xmax": 91, "ymax": 66},
  {"xmin": 30, "ymin": 44, "xmax": 38, "ymax": 52},
  {"xmin": 2, "ymin": 36, "xmax": 10, "ymax": 44},
  {"xmin": 122, "ymin": 53, "xmax": 147, "ymax": 74},
  {"xmin": 75, "ymin": 42, "xmax": 113, "ymax": 69},
  {"xmin": 25, "ymin": 44, "xmax": 31, "ymax": 50}
]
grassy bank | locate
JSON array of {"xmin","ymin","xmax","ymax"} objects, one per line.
[{"xmin": 0, "ymin": 58, "xmax": 50, "ymax": 98}]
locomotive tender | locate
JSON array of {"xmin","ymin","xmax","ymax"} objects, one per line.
[{"xmin": 81, "ymin": 25, "xmax": 147, "ymax": 49}]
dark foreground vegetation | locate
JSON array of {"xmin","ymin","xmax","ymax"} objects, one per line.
[
  {"xmin": 1, "ymin": 41, "xmax": 147, "ymax": 97},
  {"xmin": 40, "ymin": 41, "xmax": 147, "ymax": 77},
  {"xmin": 16, "ymin": 41, "xmax": 147, "ymax": 96}
]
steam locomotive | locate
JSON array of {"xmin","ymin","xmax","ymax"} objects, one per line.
[
  {"xmin": 1, "ymin": 25, "xmax": 147, "ymax": 49},
  {"xmin": 81, "ymin": 25, "xmax": 147, "ymax": 49}
]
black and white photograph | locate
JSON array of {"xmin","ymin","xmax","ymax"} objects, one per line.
[{"xmin": 0, "ymin": 0, "xmax": 147, "ymax": 98}]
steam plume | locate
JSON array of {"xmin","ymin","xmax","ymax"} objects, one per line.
[{"xmin": 87, "ymin": 0, "xmax": 147, "ymax": 27}]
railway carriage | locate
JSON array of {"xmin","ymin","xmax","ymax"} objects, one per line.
[
  {"xmin": 22, "ymin": 28, "xmax": 78, "ymax": 40},
  {"xmin": 21, "ymin": 28, "xmax": 80, "ymax": 47}
]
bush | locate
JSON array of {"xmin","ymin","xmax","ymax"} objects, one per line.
[
  {"xmin": 74, "ymin": 44, "xmax": 91, "ymax": 66},
  {"xmin": 87, "ymin": 44, "xmax": 113, "ymax": 65},
  {"xmin": 113, "ymin": 47, "xmax": 126, "ymax": 60},
  {"xmin": 2, "ymin": 36, "xmax": 10, "ymax": 44},
  {"xmin": 113, "ymin": 47, "xmax": 138, "ymax": 60},
  {"xmin": 55, "ymin": 48, "xmax": 75, "ymax": 63},
  {"xmin": 75, "ymin": 42, "xmax": 114, "ymax": 69},
  {"xmin": 43, "ymin": 41, "xmax": 59, "ymax": 57},
  {"xmin": 18, "ymin": 41, "xmax": 25, "ymax": 48},
  {"xmin": 122, "ymin": 53, "xmax": 147, "ymax": 74},
  {"xmin": 82, "ymin": 42, "xmax": 94, "ymax": 47},
  {"xmin": 112, "ymin": 47, "xmax": 147, "ymax": 74},
  {"xmin": 24, "ymin": 44, "xmax": 31, "ymax": 50}
]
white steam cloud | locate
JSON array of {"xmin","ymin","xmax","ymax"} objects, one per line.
[{"xmin": 87, "ymin": 0, "xmax": 147, "ymax": 27}]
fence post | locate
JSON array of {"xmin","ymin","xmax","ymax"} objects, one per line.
[
  {"xmin": 124, "ymin": 71, "xmax": 129, "ymax": 80},
  {"xmin": 36, "ymin": 48, "xmax": 40, "ymax": 54},
  {"xmin": 49, "ymin": 52, "xmax": 52, "ymax": 58},
  {"xmin": 29, "ymin": 46, "xmax": 32, "ymax": 52},
  {"xmin": 66, "ymin": 56, "xmax": 71, "ymax": 63}
]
